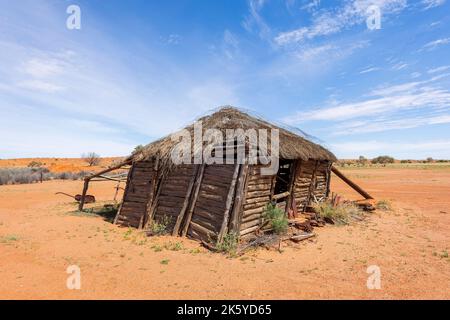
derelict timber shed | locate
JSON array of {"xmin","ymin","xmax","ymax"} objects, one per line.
[{"xmin": 89, "ymin": 107, "xmax": 337, "ymax": 243}]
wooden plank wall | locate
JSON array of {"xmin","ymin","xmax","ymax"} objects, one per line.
[
  {"xmin": 153, "ymin": 164, "xmax": 196, "ymax": 232},
  {"xmin": 239, "ymin": 165, "xmax": 273, "ymax": 237},
  {"xmin": 115, "ymin": 160, "xmax": 155, "ymax": 228},
  {"xmin": 292, "ymin": 160, "xmax": 331, "ymax": 211},
  {"xmin": 186, "ymin": 164, "xmax": 236, "ymax": 242},
  {"xmin": 312, "ymin": 161, "xmax": 330, "ymax": 201},
  {"xmin": 292, "ymin": 160, "xmax": 314, "ymax": 211}
]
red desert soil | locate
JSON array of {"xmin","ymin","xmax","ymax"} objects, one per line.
[{"xmin": 0, "ymin": 165, "xmax": 449, "ymax": 299}]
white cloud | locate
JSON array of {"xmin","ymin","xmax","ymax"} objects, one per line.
[
  {"xmin": 294, "ymin": 40, "xmax": 369, "ymax": 63},
  {"xmin": 422, "ymin": 0, "xmax": 446, "ymax": 10},
  {"xmin": 21, "ymin": 58, "xmax": 65, "ymax": 78},
  {"xmin": 422, "ymin": 38, "xmax": 450, "ymax": 51},
  {"xmin": 274, "ymin": 0, "xmax": 407, "ymax": 45},
  {"xmin": 359, "ymin": 66, "xmax": 380, "ymax": 74},
  {"xmin": 428, "ymin": 65, "xmax": 450, "ymax": 74},
  {"xmin": 333, "ymin": 114, "xmax": 450, "ymax": 135},
  {"xmin": 242, "ymin": 0, "xmax": 271, "ymax": 40},
  {"xmin": 223, "ymin": 30, "xmax": 239, "ymax": 60},
  {"xmin": 284, "ymin": 75, "xmax": 450, "ymax": 127},
  {"xmin": 17, "ymin": 80, "xmax": 63, "ymax": 93},
  {"xmin": 391, "ymin": 62, "xmax": 408, "ymax": 70},
  {"xmin": 301, "ymin": 0, "xmax": 321, "ymax": 12}
]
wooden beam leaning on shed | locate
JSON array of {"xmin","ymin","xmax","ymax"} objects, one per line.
[
  {"xmin": 79, "ymin": 160, "xmax": 132, "ymax": 211},
  {"xmin": 331, "ymin": 166, "xmax": 374, "ymax": 200}
]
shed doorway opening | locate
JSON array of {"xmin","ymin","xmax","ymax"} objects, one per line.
[{"xmin": 273, "ymin": 159, "xmax": 295, "ymax": 202}]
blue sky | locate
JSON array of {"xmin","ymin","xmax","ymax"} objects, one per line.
[{"xmin": 1, "ymin": 0, "xmax": 449, "ymax": 159}]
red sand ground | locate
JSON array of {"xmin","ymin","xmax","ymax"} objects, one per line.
[{"xmin": 0, "ymin": 165, "xmax": 449, "ymax": 299}]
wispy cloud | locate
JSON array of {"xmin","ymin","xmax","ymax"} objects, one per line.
[
  {"xmin": 300, "ymin": 0, "xmax": 321, "ymax": 12},
  {"xmin": 17, "ymin": 79, "xmax": 63, "ymax": 93},
  {"xmin": 391, "ymin": 62, "xmax": 408, "ymax": 70},
  {"xmin": 274, "ymin": 0, "xmax": 407, "ymax": 46},
  {"xmin": 223, "ymin": 30, "xmax": 239, "ymax": 60},
  {"xmin": 359, "ymin": 66, "xmax": 380, "ymax": 74},
  {"xmin": 21, "ymin": 57, "xmax": 65, "ymax": 78},
  {"xmin": 428, "ymin": 65, "xmax": 450, "ymax": 74},
  {"xmin": 283, "ymin": 75, "xmax": 450, "ymax": 134},
  {"xmin": 242, "ymin": 0, "xmax": 271, "ymax": 40},
  {"xmin": 421, "ymin": 37, "xmax": 450, "ymax": 51},
  {"xmin": 422, "ymin": 0, "xmax": 446, "ymax": 10}
]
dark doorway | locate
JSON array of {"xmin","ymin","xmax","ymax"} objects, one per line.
[{"xmin": 273, "ymin": 159, "xmax": 295, "ymax": 195}]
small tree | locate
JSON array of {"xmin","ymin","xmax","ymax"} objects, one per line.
[
  {"xmin": 82, "ymin": 152, "xmax": 101, "ymax": 167},
  {"xmin": 426, "ymin": 157, "xmax": 434, "ymax": 163},
  {"xmin": 357, "ymin": 156, "xmax": 368, "ymax": 166},
  {"xmin": 28, "ymin": 161, "xmax": 43, "ymax": 168}
]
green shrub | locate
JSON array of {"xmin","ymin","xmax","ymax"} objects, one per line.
[
  {"xmin": 216, "ymin": 232, "xmax": 239, "ymax": 255},
  {"xmin": 263, "ymin": 204, "xmax": 288, "ymax": 235},
  {"xmin": 149, "ymin": 215, "xmax": 172, "ymax": 235}
]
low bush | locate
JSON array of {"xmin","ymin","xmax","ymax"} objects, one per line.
[
  {"xmin": 371, "ymin": 155, "xmax": 395, "ymax": 164},
  {"xmin": 0, "ymin": 168, "xmax": 90, "ymax": 185},
  {"xmin": 313, "ymin": 200, "xmax": 362, "ymax": 225},
  {"xmin": 149, "ymin": 215, "xmax": 172, "ymax": 235},
  {"xmin": 263, "ymin": 203, "xmax": 289, "ymax": 235},
  {"xmin": 216, "ymin": 232, "xmax": 239, "ymax": 255}
]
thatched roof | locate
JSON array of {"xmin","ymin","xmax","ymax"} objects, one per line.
[{"xmin": 129, "ymin": 107, "xmax": 336, "ymax": 163}]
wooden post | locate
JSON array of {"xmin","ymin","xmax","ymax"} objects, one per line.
[
  {"xmin": 325, "ymin": 162, "xmax": 332, "ymax": 198},
  {"xmin": 285, "ymin": 160, "xmax": 299, "ymax": 214},
  {"xmin": 172, "ymin": 165, "xmax": 200, "ymax": 236},
  {"xmin": 228, "ymin": 163, "xmax": 249, "ymax": 235},
  {"xmin": 217, "ymin": 163, "xmax": 241, "ymax": 243},
  {"xmin": 78, "ymin": 178, "xmax": 90, "ymax": 211},
  {"xmin": 181, "ymin": 164, "xmax": 206, "ymax": 237},
  {"xmin": 331, "ymin": 166, "xmax": 374, "ymax": 200},
  {"xmin": 141, "ymin": 156, "xmax": 160, "ymax": 229},
  {"xmin": 113, "ymin": 164, "xmax": 134, "ymax": 225}
]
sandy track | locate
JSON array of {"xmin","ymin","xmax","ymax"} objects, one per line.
[{"xmin": 0, "ymin": 166, "xmax": 449, "ymax": 299}]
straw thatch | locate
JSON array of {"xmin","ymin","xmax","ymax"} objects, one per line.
[{"xmin": 128, "ymin": 106, "xmax": 336, "ymax": 163}]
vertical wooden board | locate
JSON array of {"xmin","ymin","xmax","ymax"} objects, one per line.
[
  {"xmin": 186, "ymin": 164, "xmax": 235, "ymax": 242},
  {"xmin": 152, "ymin": 164, "xmax": 197, "ymax": 233},
  {"xmin": 239, "ymin": 164, "xmax": 272, "ymax": 235},
  {"xmin": 115, "ymin": 160, "xmax": 155, "ymax": 228}
]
